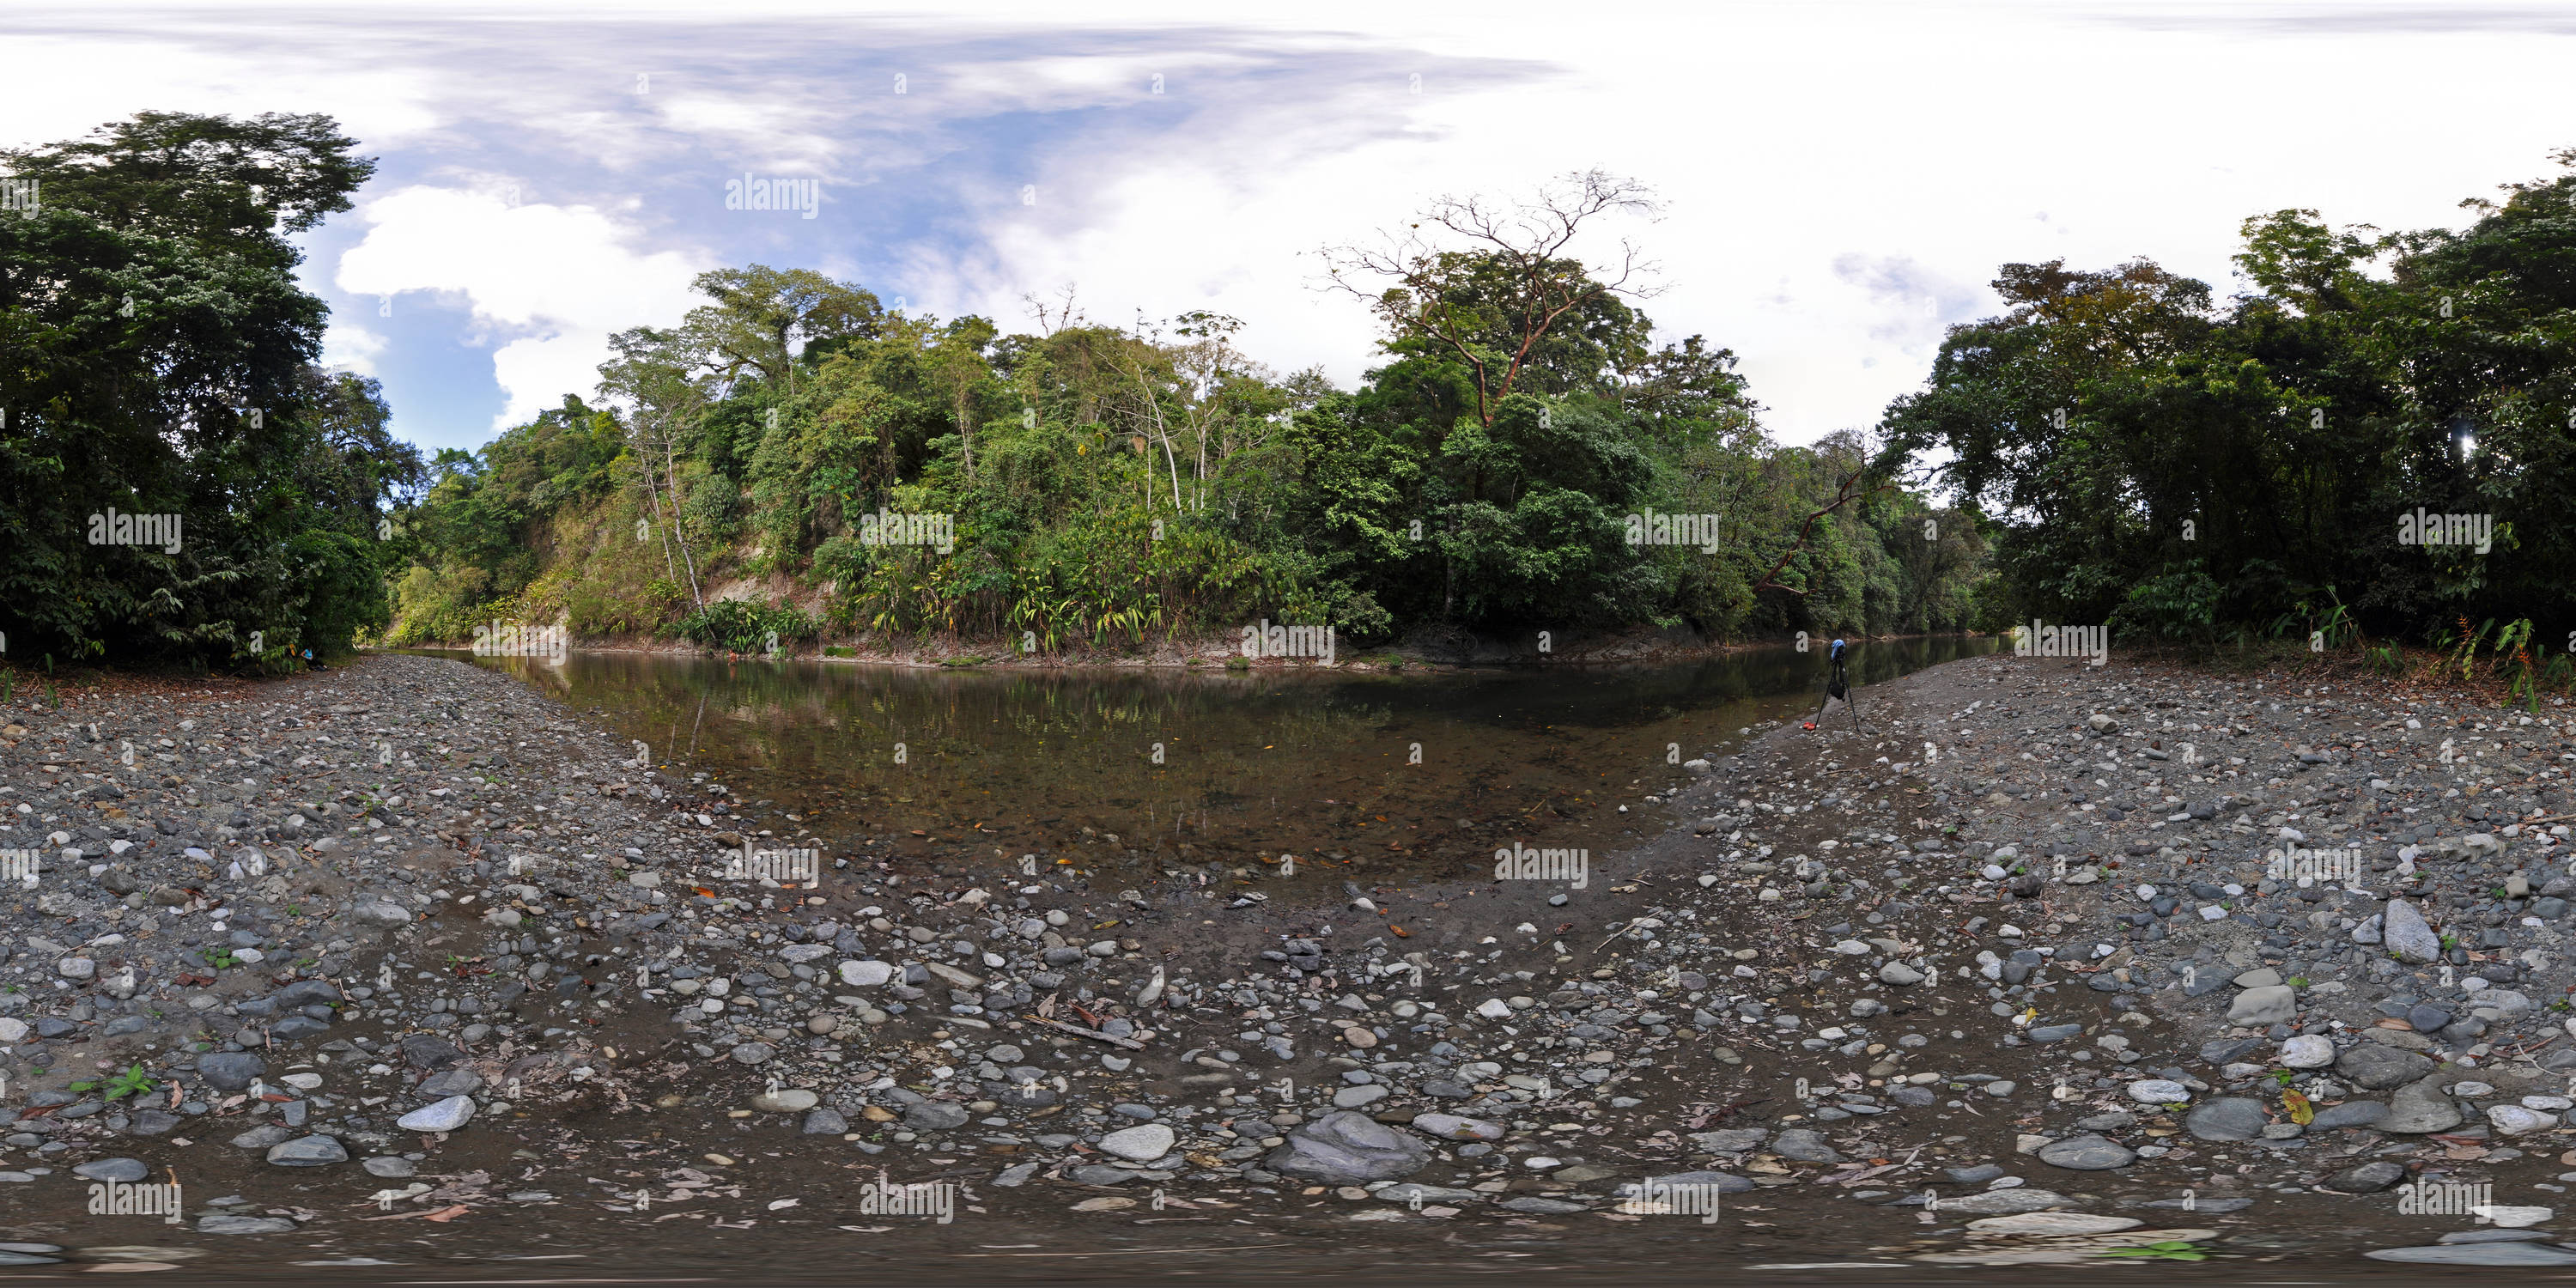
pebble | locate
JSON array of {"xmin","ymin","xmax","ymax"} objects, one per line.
[
  {"xmin": 1098, "ymin": 1124, "xmax": 1176, "ymax": 1163},
  {"xmin": 394, "ymin": 1096, "xmax": 477, "ymax": 1133},
  {"xmin": 2034, "ymin": 1135, "xmax": 2135, "ymax": 1171}
]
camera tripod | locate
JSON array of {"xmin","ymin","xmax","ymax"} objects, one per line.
[{"xmin": 1807, "ymin": 656, "xmax": 1869, "ymax": 733}]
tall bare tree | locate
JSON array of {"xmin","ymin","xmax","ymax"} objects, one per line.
[{"xmin": 1320, "ymin": 170, "xmax": 1662, "ymax": 431}]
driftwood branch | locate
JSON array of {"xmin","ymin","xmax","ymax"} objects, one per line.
[{"xmin": 1024, "ymin": 1016, "xmax": 1147, "ymax": 1050}]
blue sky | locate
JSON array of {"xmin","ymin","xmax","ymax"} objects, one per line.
[{"xmin": 11, "ymin": 0, "xmax": 2576, "ymax": 453}]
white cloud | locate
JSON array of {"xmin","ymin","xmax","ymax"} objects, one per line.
[
  {"xmin": 320, "ymin": 324, "xmax": 388, "ymax": 376},
  {"xmin": 18, "ymin": 0, "xmax": 2576, "ymax": 447},
  {"xmin": 335, "ymin": 185, "xmax": 712, "ymax": 427}
]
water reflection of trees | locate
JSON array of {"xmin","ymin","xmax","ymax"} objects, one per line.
[{"xmin": 428, "ymin": 635, "xmax": 1998, "ymax": 876}]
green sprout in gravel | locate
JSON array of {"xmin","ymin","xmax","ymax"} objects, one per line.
[
  {"xmin": 2099, "ymin": 1240, "xmax": 2209, "ymax": 1261},
  {"xmin": 70, "ymin": 1064, "xmax": 155, "ymax": 1101}
]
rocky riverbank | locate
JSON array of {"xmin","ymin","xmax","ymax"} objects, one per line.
[{"xmin": 1, "ymin": 649, "xmax": 2571, "ymax": 1275}]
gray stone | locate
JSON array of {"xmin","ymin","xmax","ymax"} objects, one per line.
[
  {"xmin": 353, "ymin": 900, "xmax": 412, "ymax": 927},
  {"xmin": 399, "ymin": 1034, "xmax": 463, "ymax": 1069},
  {"xmin": 418, "ymin": 1069, "xmax": 483, "ymax": 1097},
  {"xmin": 2324, "ymin": 1160, "xmax": 2408, "ymax": 1193},
  {"xmin": 1263, "ymin": 1110, "xmax": 1431, "ymax": 1183},
  {"xmin": 197, "ymin": 1053, "xmax": 265, "ymax": 1092},
  {"xmin": 802, "ymin": 1108, "xmax": 850, "ymax": 1135},
  {"xmin": 1932, "ymin": 1188, "xmax": 2076, "ymax": 1215},
  {"xmin": 2383, "ymin": 899, "xmax": 2443, "ymax": 963},
  {"xmin": 1498, "ymin": 1196, "xmax": 1589, "ymax": 1215},
  {"xmin": 2183, "ymin": 1098, "xmax": 2269, "ymax": 1142},
  {"xmin": 72, "ymin": 1157, "xmax": 149, "ymax": 1182},
  {"xmin": 2337, "ymin": 1042, "xmax": 2434, "ymax": 1090},
  {"xmin": 750, "ymin": 1089, "xmax": 818, "ymax": 1114},
  {"xmin": 1099, "ymin": 1124, "xmax": 1176, "ymax": 1163},
  {"xmin": 2035, "ymin": 1133, "xmax": 2135, "ymax": 1170},
  {"xmin": 1967, "ymin": 1212, "xmax": 2142, "ymax": 1236},
  {"xmin": 2381, "ymin": 1074, "xmax": 2466, "ymax": 1134},
  {"xmin": 2026, "ymin": 1024, "xmax": 2083, "ymax": 1042},
  {"xmin": 2310, "ymin": 1101, "xmax": 2389, "ymax": 1130},
  {"xmin": 228, "ymin": 1124, "xmax": 295, "ymax": 1150},
  {"xmin": 838, "ymin": 960, "xmax": 895, "ymax": 987},
  {"xmin": 1378, "ymin": 1182, "xmax": 1486, "ymax": 1204},
  {"xmin": 2126, "ymin": 1079, "xmax": 2190, "ymax": 1105},
  {"xmin": 197, "ymin": 1215, "xmax": 300, "ymax": 1235},
  {"xmin": 903, "ymin": 1101, "xmax": 969, "ymax": 1131},
  {"xmin": 1413, "ymin": 1114, "xmax": 1505, "ymax": 1142},
  {"xmin": 362, "ymin": 1157, "xmax": 416, "ymax": 1178},
  {"xmin": 2199, "ymin": 1037, "xmax": 2264, "ymax": 1065},
  {"xmin": 2228, "ymin": 985, "xmax": 2297, "ymax": 1025},
  {"xmin": 2139, "ymin": 1195, "xmax": 2254, "ymax": 1212},
  {"xmin": 264, "ymin": 1134, "xmax": 348, "ymax": 1166},
  {"xmin": 396, "ymin": 1095, "xmax": 477, "ymax": 1133},
  {"xmin": 1622, "ymin": 1170, "xmax": 1754, "ymax": 1197},
  {"xmin": 1690, "ymin": 1128, "xmax": 1767, "ymax": 1153},
  {"xmin": 1878, "ymin": 962, "xmax": 1924, "ymax": 986},
  {"xmin": 1771, "ymin": 1128, "xmax": 1843, "ymax": 1163},
  {"xmin": 2366, "ymin": 1244, "xmax": 2576, "ymax": 1267}
]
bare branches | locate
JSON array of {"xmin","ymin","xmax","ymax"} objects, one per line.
[
  {"xmin": 1022, "ymin": 284, "xmax": 1084, "ymax": 336},
  {"xmin": 1317, "ymin": 170, "xmax": 1662, "ymax": 430}
]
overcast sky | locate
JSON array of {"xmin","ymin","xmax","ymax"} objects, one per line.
[{"xmin": 9, "ymin": 0, "xmax": 2576, "ymax": 453}]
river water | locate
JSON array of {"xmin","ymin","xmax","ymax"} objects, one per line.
[{"xmin": 427, "ymin": 635, "xmax": 1998, "ymax": 890}]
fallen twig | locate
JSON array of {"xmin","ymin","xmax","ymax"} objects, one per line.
[{"xmin": 1024, "ymin": 1016, "xmax": 1147, "ymax": 1050}]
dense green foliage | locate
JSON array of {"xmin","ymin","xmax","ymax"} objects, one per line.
[
  {"xmin": 0, "ymin": 112, "xmax": 419, "ymax": 670},
  {"xmin": 387, "ymin": 251, "xmax": 1987, "ymax": 653},
  {"xmin": 1883, "ymin": 154, "xmax": 2576, "ymax": 649}
]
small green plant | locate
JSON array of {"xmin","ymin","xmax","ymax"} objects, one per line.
[
  {"xmin": 1223, "ymin": 655, "xmax": 1251, "ymax": 671},
  {"xmin": 2440, "ymin": 933, "xmax": 2458, "ymax": 951},
  {"xmin": 205, "ymin": 947, "xmax": 239, "ymax": 970},
  {"xmin": 2099, "ymin": 1240, "xmax": 2208, "ymax": 1261},
  {"xmin": 102, "ymin": 1064, "xmax": 155, "ymax": 1100},
  {"xmin": 2287, "ymin": 975, "xmax": 2310, "ymax": 988}
]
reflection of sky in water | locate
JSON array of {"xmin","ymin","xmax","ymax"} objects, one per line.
[{"xmin": 445, "ymin": 637, "xmax": 1996, "ymax": 884}]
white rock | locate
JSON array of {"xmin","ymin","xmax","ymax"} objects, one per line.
[
  {"xmin": 2488, "ymin": 1104, "xmax": 2558, "ymax": 1136},
  {"xmin": 2475, "ymin": 1204, "xmax": 2555, "ymax": 1228},
  {"xmin": 1099, "ymin": 1124, "xmax": 1176, "ymax": 1163},
  {"xmin": 2278, "ymin": 1035, "xmax": 2335, "ymax": 1068},
  {"xmin": 2126, "ymin": 1079, "xmax": 2191, "ymax": 1105},
  {"xmin": 395, "ymin": 1096, "xmax": 477, "ymax": 1133},
  {"xmin": 837, "ymin": 961, "xmax": 895, "ymax": 987},
  {"xmin": 1965, "ymin": 1212, "xmax": 2142, "ymax": 1236}
]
